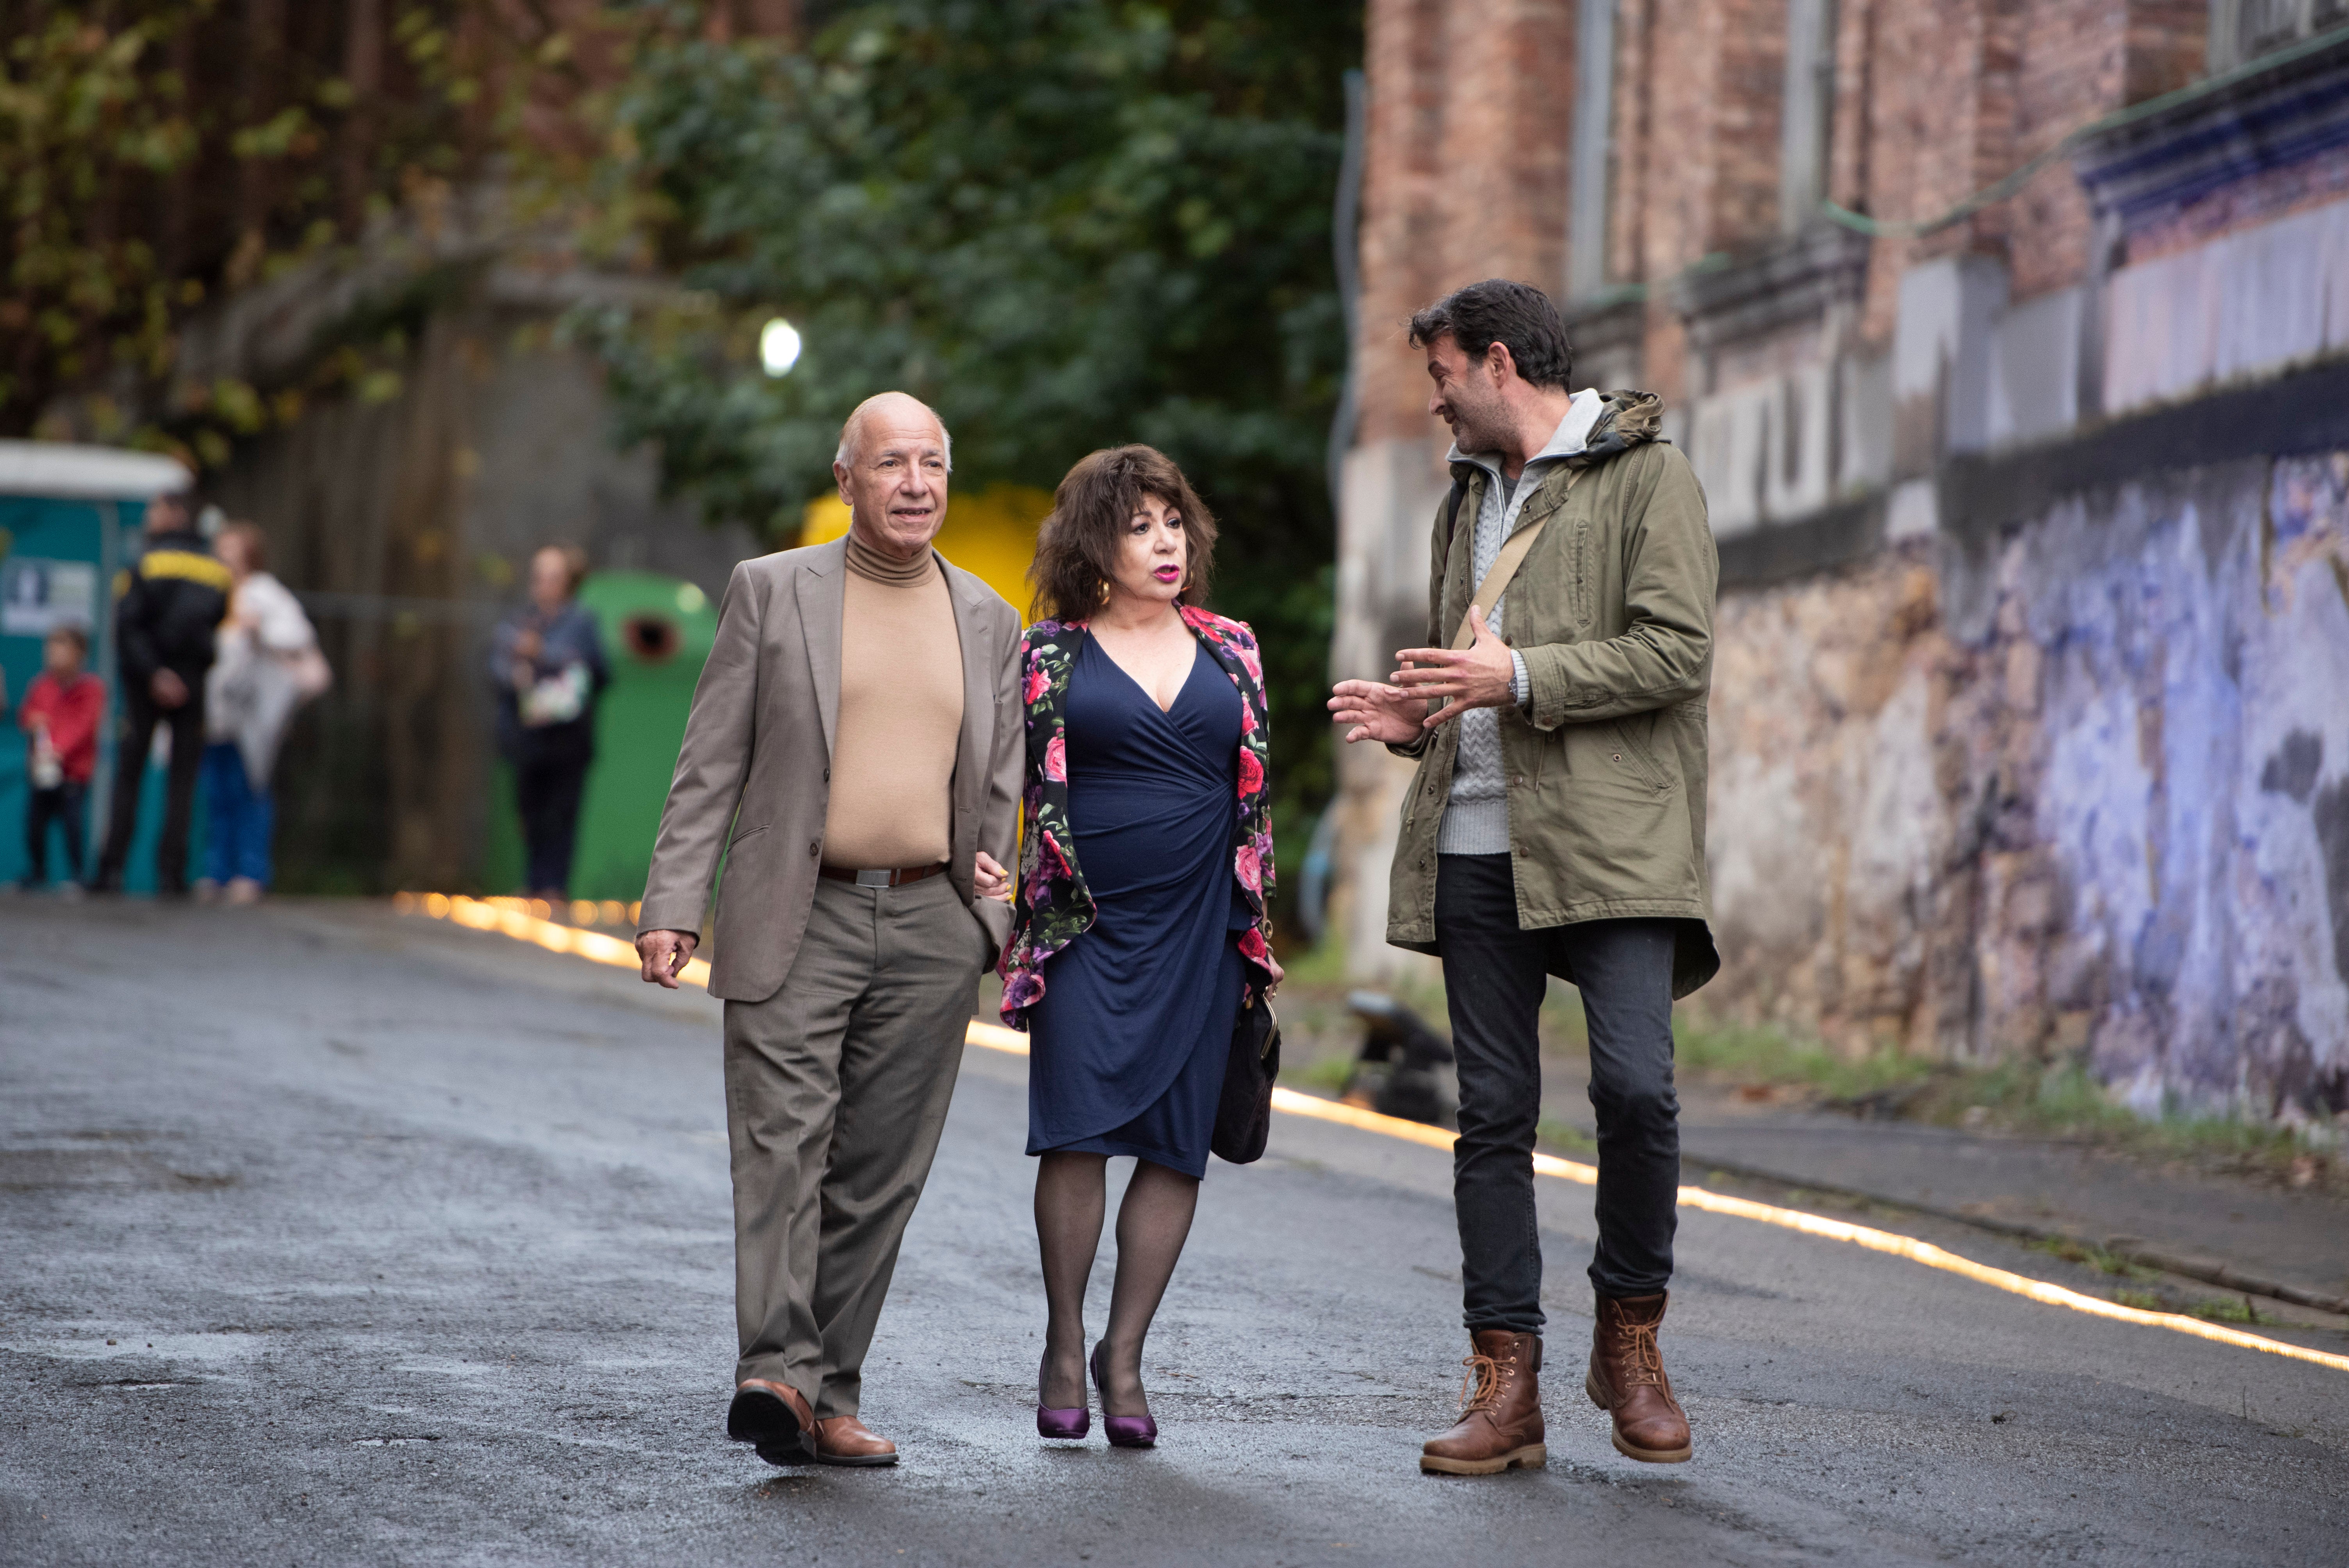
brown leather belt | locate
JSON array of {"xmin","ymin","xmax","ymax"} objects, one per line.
[{"xmin": 818, "ymin": 862, "xmax": 948, "ymax": 888}]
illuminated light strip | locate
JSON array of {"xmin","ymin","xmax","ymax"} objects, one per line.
[
  {"xmin": 1266, "ymin": 1079, "xmax": 2349, "ymax": 1375},
  {"xmin": 968, "ymin": 1019, "xmax": 1031, "ymax": 1055},
  {"xmin": 397, "ymin": 893, "xmax": 2349, "ymax": 1376},
  {"xmin": 400, "ymin": 892, "xmax": 711, "ymax": 988}
]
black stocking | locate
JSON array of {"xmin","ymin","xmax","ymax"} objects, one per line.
[
  {"xmin": 1035, "ymin": 1151, "xmax": 1106, "ymax": 1410},
  {"xmin": 1033, "ymin": 1153, "xmax": 1201, "ymax": 1417},
  {"xmin": 1099, "ymin": 1159, "xmax": 1199, "ymax": 1417}
]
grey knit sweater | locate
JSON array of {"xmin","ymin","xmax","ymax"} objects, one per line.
[{"xmin": 1436, "ymin": 391, "xmax": 1605, "ymax": 855}]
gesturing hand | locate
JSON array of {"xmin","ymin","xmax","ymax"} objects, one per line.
[
  {"xmin": 974, "ymin": 850, "xmax": 1013, "ymax": 902},
  {"xmin": 636, "ymin": 928, "xmax": 699, "ymax": 989},
  {"xmin": 1327, "ymin": 679, "xmax": 1423, "ymax": 745},
  {"xmin": 1392, "ymin": 606, "xmax": 1516, "ymax": 728}
]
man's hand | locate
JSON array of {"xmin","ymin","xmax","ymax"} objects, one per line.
[
  {"xmin": 974, "ymin": 849, "xmax": 1013, "ymax": 902},
  {"xmin": 636, "ymin": 928, "xmax": 699, "ymax": 989},
  {"xmin": 1327, "ymin": 679, "xmax": 1423, "ymax": 745},
  {"xmin": 150, "ymin": 669, "xmax": 189, "ymax": 709},
  {"xmin": 1392, "ymin": 606, "xmax": 1516, "ymax": 728}
]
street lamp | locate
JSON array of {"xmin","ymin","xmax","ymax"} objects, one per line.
[{"xmin": 758, "ymin": 317, "xmax": 802, "ymax": 378}]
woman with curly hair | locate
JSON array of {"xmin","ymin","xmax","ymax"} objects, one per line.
[{"xmin": 998, "ymin": 445, "xmax": 1280, "ymax": 1449}]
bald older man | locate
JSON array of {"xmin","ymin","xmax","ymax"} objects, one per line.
[{"xmin": 634, "ymin": 392, "xmax": 1023, "ymax": 1468}]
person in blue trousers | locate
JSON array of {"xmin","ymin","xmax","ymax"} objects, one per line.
[{"xmin": 199, "ymin": 522, "xmax": 328, "ymax": 905}]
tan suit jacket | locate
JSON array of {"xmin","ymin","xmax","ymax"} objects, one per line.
[{"xmin": 636, "ymin": 535, "xmax": 1024, "ymax": 1003}]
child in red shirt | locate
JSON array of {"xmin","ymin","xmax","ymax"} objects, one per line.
[{"xmin": 18, "ymin": 624, "xmax": 103, "ymax": 890}]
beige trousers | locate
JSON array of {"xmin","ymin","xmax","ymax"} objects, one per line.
[{"xmin": 724, "ymin": 871, "xmax": 988, "ymax": 1415}]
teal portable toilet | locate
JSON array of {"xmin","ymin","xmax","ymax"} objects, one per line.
[{"xmin": 0, "ymin": 441, "xmax": 194, "ymax": 890}]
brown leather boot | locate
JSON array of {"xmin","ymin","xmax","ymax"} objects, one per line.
[
  {"xmin": 1586, "ymin": 1292, "xmax": 1691, "ymax": 1462},
  {"xmin": 1419, "ymin": 1329, "xmax": 1545, "ymax": 1475},
  {"xmin": 812, "ymin": 1414, "xmax": 898, "ymax": 1467}
]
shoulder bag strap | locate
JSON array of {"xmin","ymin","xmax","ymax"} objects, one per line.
[{"xmin": 1450, "ymin": 468, "xmax": 1583, "ymax": 650}]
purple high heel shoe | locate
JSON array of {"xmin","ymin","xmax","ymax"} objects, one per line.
[
  {"xmin": 1036, "ymin": 1351, "xmax": 1090, "ymax": 1440},
  {"xmin": 1091, "ymin": 1343, "xmax": 1157, "ymax": 1449}
]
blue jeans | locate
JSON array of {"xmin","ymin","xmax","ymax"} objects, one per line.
[
  {"xmin": 1436, "ymin": 854, "xmax": 1682, "ymax": 1331},
  {"xmin": 201, "ymin": 742, "xmax": 275, "ymax": 888}
]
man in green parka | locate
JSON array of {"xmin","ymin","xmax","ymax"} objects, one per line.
[{"xmin": 1330, "ymin": 279, "xmax": 1719, "ymax": 1476}]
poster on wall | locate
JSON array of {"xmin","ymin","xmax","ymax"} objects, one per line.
[{"xmin": 0, "ymin": 558, "xmax": 98, "ymax": 639}]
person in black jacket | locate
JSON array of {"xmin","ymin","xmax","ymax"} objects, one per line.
[{"xmin": 93, "ymin": 492, "xmax": 230, "ymax": 896}]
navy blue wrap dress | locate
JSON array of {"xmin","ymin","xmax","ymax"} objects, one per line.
[{"xmin": 1027, "ymin": 634, "xmax": 1253, "ymax": 1178}]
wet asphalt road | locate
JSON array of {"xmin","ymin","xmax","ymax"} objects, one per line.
[{"xmin": 2, "ymin": 898, "xmax": 2346, "ymax": 1567}]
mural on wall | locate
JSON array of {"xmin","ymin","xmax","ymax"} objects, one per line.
[
  {"xmin": 2038, "ymin": 454, "xmax": 2349, "ymax": 1120},
  {"xmin": 1703, "ymin": 454, "xmax": 2349, "ymax": 1122}
]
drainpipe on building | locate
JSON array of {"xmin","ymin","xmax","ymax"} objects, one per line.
[
  {"xmin": 1305, "ymin": 67, "xmax": 1368, "ymax": 947},
  {"xmin": 1324, "ymin": 68, "xmax": 1367, "ymax": 525},
  {"xmin": 2075, "ymin": 208, "xmax": 2121, "ymax": 427}
]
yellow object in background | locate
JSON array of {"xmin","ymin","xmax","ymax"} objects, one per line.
[{"xmin": 801, "ymin": 483, "xmax": 1052, "ymax": 621}]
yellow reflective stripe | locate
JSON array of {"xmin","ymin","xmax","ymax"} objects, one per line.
[{"xmin": 139, "ymin": 550, "xmax": 232, "ymax": 593}]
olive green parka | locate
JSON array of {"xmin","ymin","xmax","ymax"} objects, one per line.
[{"xmin": 1385, "ymin": 392, "xmax": 1721, "ymax": 999}]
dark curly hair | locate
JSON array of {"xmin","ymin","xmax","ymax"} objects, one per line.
[
  {"xmin": 1407, "ymin": 278, "xmax": 1574, "ymax": 390},
  {"xmin": 1028, "ymin": 445, "xmax": 1218, "ymax": 622}
]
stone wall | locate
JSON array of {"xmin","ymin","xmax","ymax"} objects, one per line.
[{"xmin": 1705, "ymin": 441, "xmax": 2349, "ymax": 1121}]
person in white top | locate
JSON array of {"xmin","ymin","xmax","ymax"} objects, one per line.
[{"xmin": 199, "ymin": 522, "xmax": 330, "ymax": 905}]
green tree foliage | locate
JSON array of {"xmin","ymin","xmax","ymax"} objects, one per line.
[
  {"xmin": 2, "ymin": 1, "xmax": 533, "ymax": 457},
  {"xmin": 564, "ymin": 1, "xmax": 1360, "ymax": 875},
  {"xmin": 1, "ymin": 5, "xmax": 204, "ymax": 436}
]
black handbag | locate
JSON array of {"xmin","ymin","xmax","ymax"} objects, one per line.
[{"xmin": 1211, "ymin": 991, "xmax": 1280, "ymax": 1165}]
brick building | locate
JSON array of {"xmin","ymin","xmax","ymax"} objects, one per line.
[{"xmin": 1331, "ymin": 2, "xmax": 2349, "ymax": 1121}]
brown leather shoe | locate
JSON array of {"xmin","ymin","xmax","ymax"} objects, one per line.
[
  {"xmin": 1585, "ymin": 1292, "xmax": 1692, "ymax": 1462},
  {"xmin": 813, "ymin": 1414, "xmax": 899, "ymax": 1467},
  {"xmin": 727, "ymin": 1378, "xmax": 814, "ymax": 1466},
  {"xmin": 1419, "ymin": 1329, "xmax": 1546, "ymax": 1475}
]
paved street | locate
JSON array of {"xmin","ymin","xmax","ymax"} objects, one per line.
[{"xmin": 3, "ymin": 899, "xmax": 2346, "ymax": 1566}]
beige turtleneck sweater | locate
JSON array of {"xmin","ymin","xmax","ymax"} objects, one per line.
[{"xmin": 820, "ymin": 532, "xmax": 965, "ymax": 870}]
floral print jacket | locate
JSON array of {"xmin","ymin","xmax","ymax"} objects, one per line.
[{"xmin": 998, "ymin": 604, "xmax": 1276, "ymax": 1028}]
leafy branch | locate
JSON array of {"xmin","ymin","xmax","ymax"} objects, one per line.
[
  {"xmin": 525, "ymin": 2, "xmax": 1360, "ymax": 850},
  {"xmin": 0, "ymin": 1, "xmax": 561, "ymax": 461}
]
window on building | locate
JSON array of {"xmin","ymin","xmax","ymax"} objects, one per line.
[
  {"xmin": 1780, "ymin": 0, "xmax": 1838, "ymax": 235},
  {"xmin": 1569, "ymin": 0, "xmax": 1617, "ymax": 299},
  {"xmin": 2209, "ymin": 0, "xmax": 2349, "ymax": 71}
]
